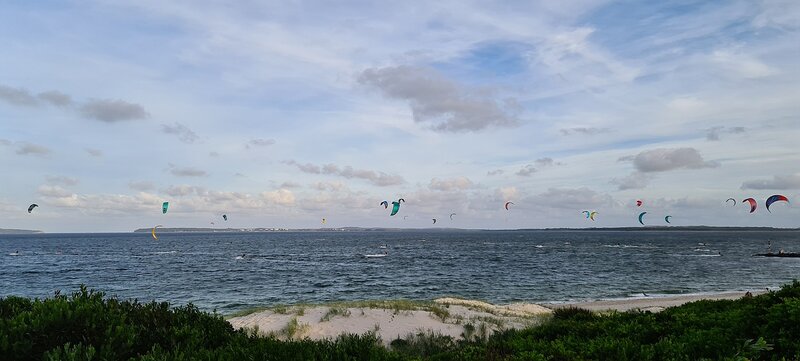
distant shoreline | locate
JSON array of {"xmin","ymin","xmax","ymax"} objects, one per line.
[
  {"xmin": 132, "ymin": 226, "xmax": 800, "ymax": 233},
  {"xmin": 0, "ymin": 229, "xmax": 43, "ymax": 234}
]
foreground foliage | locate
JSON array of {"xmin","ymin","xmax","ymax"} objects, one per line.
[{"xmin": 1, "ymin": 282, "xmax": 798, "ymax": 360}]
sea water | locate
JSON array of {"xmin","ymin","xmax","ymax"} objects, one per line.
[{"xmin": 1, "ymin": 230, "xmax": 798, "ymax": 314}]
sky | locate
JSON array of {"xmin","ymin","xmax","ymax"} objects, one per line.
[{"xmin": 1, "ymin": 0, "xmax": 798, "ymax": 232}]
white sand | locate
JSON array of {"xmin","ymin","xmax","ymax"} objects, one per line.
[
  {"xmin": 227, "ymin": 298, "xmax": 551, "ymax": 344},
  {"xmin": 227, "ymin": 292, "xmax": 760, "ymax": 343},
  {"xmin": 548, "ymin": 291, "xmax": 764, "ymax": 313}
]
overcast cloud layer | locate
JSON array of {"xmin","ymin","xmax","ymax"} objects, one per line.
[{"xmin": 0, "ymin": 0, "xmax": 798, "ymax": 231}]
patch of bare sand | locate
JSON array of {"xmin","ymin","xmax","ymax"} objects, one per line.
[
  {"xmin": 228, "ymin": 299, "xmax": 552, "ymax": 344},
  {"xmin": 547, "ymin": 291, "xmax": 765, "ymax": 313}
]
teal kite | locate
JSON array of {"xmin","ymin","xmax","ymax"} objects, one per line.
[
  {"xmin": 665, "ymin": 215, "xmax": 672, "ymax": 224},
  {"xmin": 162, "ymin": 202, "xmax": 169, "ymax": 214},
  {"xmin": 390, "ymin": 201, "xmax": 400, "ymax": 216},
  {"xmin": 638, "ymin": 211, "xmax": 647, "ymax": 225}
]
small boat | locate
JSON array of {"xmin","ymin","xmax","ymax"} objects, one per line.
[
  {"xmin": 753, "ymin": 252, "xmax": 800, "ymax": 258},
  {"xmin": 363, "ymin": 253, "xmax": 387, "ymax": 258}
]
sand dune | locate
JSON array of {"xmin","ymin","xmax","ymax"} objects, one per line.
[{"xmin": 227, "ymin": 291, "xmax": 760, "ymax": 343}]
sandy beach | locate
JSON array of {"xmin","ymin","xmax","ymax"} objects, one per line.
[{"xmin": 227, "ymin": 291, "xmax": 762, "ymax": 343}]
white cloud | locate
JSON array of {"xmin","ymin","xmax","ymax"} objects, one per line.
[
  {"xmin": 611, "ymin": 172, "xmax": 652, "ymax": 190},
  {"xmin": 741, "ymin": 173, "xmax": 800, "ymax": 190},
  {"xmin": 428, "ymin": 177, "xmax": 473, "ymax": 191}
]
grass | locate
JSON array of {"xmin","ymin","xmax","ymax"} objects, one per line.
[
  {"xmin": 281, "ymin": 317, "xmax": 309, "ymax": 339},
  {"xmin": 320, "ymin": 306, "xmax": 351, "ymax": 322}
]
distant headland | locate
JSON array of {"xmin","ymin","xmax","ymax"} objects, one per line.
[{"xmin": 0, "ymin": 228, "xmax": 43, "ymax": 234}]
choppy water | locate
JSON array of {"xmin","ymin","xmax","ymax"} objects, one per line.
[{"xmin": 1, "ymin": 230, "xmax": 799, "ymax": 314}]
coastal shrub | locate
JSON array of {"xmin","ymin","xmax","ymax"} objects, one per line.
[{"xmin": 1, "ymin": 281, "xmax": 799, "ymax": 360}]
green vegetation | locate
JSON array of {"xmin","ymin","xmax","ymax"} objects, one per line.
[
  {"xmin": 320, "ymin": 307, "xmax": 352, "ymax": 323},
  {"xmin": 2, "ymin": 282, "xmax": 800, "ymax": 360}
]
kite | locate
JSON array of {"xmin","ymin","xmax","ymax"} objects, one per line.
[
  {"xmin": 638, "ymin": 211, "xmax": 647, "ymax": 225},
  {"xmin": 380, "ymin": 201, "xmax": 388, "ymax": 209},
  {"xmin": 636, "ymin": 200, "xmax": 643, "ymax": 207},
  {"xmin": 665, "ymin": 215, "xmax": 672, "ymax": 224},
  {"xmin": 581, "ymin": 210, "xmax": 590, "ymax": 218},
  {"xmin": 766, "ymin": 195, "xmax": 789, "ymax": 212},
  {"xmin": 322, "ymin": 218, "xmax": 326, "ymax": 224},
  {"xmin": 726, "ymin": 198, "xmax": 736, "ymax": 206},
  {"xmin": 162, "ymin": 202, "xmax": 169, "ymax": 214},
  {"xmin": 223, "ymin": 214, "xmax": 228, "ymax": 221},
  {"xmin": 432, "ymin": 218, "xmax": 437, "ymax": 224},
  {"xmin": 27, "ymin": 204, "xmax": 38, "ymax": 213},
  {"xmin": 590, "ymin": 211, "xmax": 598, "ymax": 221},
  {"xmin": 403, "ymin": 215, "xmax": 408, "ymax": 220},
  {"xmin": 742, "ymin": 198, "xmax": 757, "ymax": 213},
  {"xmin": 505, "ymin": 201, "xmax": 514, "ymax": 210},
  {"xmin": 450, "ymin": 213, "xmax": 456, "ymax": 220},
  {"xmin": 398, "ymin": 198, "xmax": 405, "ymax": 203},
  {"xmin": 390, "ymin": 201, "xmax": 400, "ymax": 216},
  {"xmin": 151, "ymin": 225, "xmax": 162, "ymax": 240}
]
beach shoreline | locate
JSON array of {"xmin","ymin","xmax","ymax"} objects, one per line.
[{"xmin": 227, "ymin": 290, "xmax": 765, "ymax": 344}]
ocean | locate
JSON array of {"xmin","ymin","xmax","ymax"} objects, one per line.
[{"xmin": 1, "ymin": 230, "xmax": 798, "ymax": 314}]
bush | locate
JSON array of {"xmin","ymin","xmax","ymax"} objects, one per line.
[{"xmin": 1, "ymin": 282, "xmax": 799, "ymax": 360}]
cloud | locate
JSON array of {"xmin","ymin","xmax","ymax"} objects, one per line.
[
  {"xmin": 741, "ymin": 173, "xmax": 800, "ymax": 190},
  {"xmin": 15, "ymin": 142, "xmax": 51, "ymax": 156},
  {"xmin": 706, "ymin": 126, "xmax": 746, "ymax": 141},
  {"xmin": 530, "ymin": 187, "xmax": 612, "ymax": 209},
  {"xmin": 45, "ymin": 176, "xmax": 79, "ymax": 186},
  {"xmin": 162, "ymin": 185, "xmax": 206, "ymax": 197},
  {"xmin": 128, "ymin": 181, "xmax": 156, "ymax": 191},
  {"xmin": 280, "ymin": 181, "xmax": 302, "ymax": 188},
  {"xmin": 261, "ymin": 189, "xmax": 296, "ymax": 206},
  {"xmin": 494, "ymin": 187, "xmax": 519, "ymax": 201},
  {"xmin": 487, "ymin": 169, "xmax": 504, "ymax": 176},
  {"xmin": 168, "ymin": 164, "xmax": 208, "ymax": 177},
  {"xmin": 711, "ymin": 49, "xmax": 777, "ymax": 79},
  {"xmin": 535, "ymin": 157, "xmax": 560, "ymax": 167},
  {"xmin": 79, "ymin": 99, "xmax": 148, "ymax": 122},
  {"xmin": 313, "ymin": 181, "xmax": 347, "ymax": 192},
  {"xmin": 516, "ymin": 164, "xmax": 537, "ymax": 177},
  {"xmin": 37, "ymin": 185, "xmax": 73, "ymax": 198},
  {"xmin": 625, "ymin": 148, "xmax": 719, "ymax": 173},
  {"xmin": 0, "ymin": 84, "xmax": 39, "ymax": 106},
  {"xmin": 611, "ymin": 172, "xmax": 652, "ymax": 190},
  {"xmin": 284, "ymin": 160, "xmax": 404, "ymax": 186},
  {"xmin": 1, "ymin": 84, "xmax": 147, "ymax": 123},
  {"xmin": 85, "ymin": 148, "xmax": 103, "ymax": 157},
  {"xmin": 37, "ymin": 91, "xmax": 72, "ymax": 107},
  {"xmin": 161, "ymin": 122, "xmax": 198, "ymax": 143},
  {"xmin": 246, "ymin": 138, "xmax": 275, "ymax": 148},
  {"xmin": 358, "ymin": 65, "xmax": 520, "ymax": 132},
  {"xmin": 428, "ymin": 177, "xmax": 473, "ymax": 191},
  {"xmin": 559, "ymin": 127, "xmax": 609, "ymax": 136}
]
